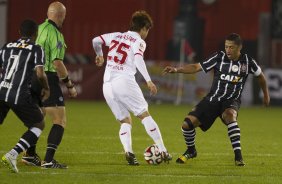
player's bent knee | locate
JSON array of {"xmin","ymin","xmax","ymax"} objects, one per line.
[
  {"xmin": 222, "ymin": 109, "xmax": 237, "ymax": 124},
  {"xmin": 32, "ymin": 121, "xmax": 45, "ymax": 130},
  {"xmin": 183, "ymin": 115, "xmax": 200, "ymax": 129},
  {"xmin": 183, "ymin": 117, "xmax": 194, "ymax": 129},
  {"xmin": 137, "ymin": 111, "xmax": 150, "ymax": 120},
  {"xmin": 53, "ymin": 120, "xmax": 66, "ymax": 128},
  {"xmin": 120, "ymin": 117, "xmax": 132, "ymax": 124}
]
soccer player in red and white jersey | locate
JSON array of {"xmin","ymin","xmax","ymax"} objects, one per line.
[{"xmin": 92, "ymin": 10, "xmax": 172, "ymax": 165}]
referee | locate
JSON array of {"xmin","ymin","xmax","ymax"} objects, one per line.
[
  {"xmin": 163, "ymin": 33, "xmax": 270, "ymax": 166},
  {"xmin": 0, "ymin": 19, "xmax": 50, "ymax": 173},
  {"xmin": 22, "ymin": 2, "xmax": 77, "ymax": 169}
]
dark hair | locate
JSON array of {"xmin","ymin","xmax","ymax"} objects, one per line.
[
  {"xmin": 225, "ymin": 33, "xmax": 242, "ymax": 46},
  {"xmin": 20, "ymin": 19, "xmax": 38, "ymax": 37},
  {"xmin": 129, "ymin": 10, "xmax": 153, "ymax": 31}
]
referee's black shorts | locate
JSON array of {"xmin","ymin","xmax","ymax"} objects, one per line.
[
  {"xmin": 0, "ymin": 98, "xmax": 44, "ymax": 128},
  {"xmin": 31, "ymin": 72, "xmax": 65, "ymax": 107},
  {"xmin": 188, "ymin": 98, "xmax": 241, "ymax": 131}
]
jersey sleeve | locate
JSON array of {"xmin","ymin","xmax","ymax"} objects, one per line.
[
  {"xmin": 36, "ymin": 26, "xmax": 66, "ymax": 63},
  {"xmin": 132, "ymin": 40, "xmax": 146, "ymax": 57},
  {"xmin": 133, "ymin": 40, "xmax": 150, "ymax": 81},
  {"xmin": 249, "ymin": 58, "xmax": 262, "ymax": 76},
  {"xmin": 49, "ymin": 30, "xmax": 66, "ymax": 61},
  {"xmin": 34, "ymin": 46, "xmax": 45, "ymax": 67},
  {"xmin": 200, "ymin": 52, "xmax": 219, "ymax": 73},
  {"xmin": 135, "ymin": 54, "xmax": 151, "ymax": 82},
  {"xmin": 100, "ymin": 32, "xmax": 122, "ymax": 47},
  {"xmin": 0, "ymin": 44, "xmax": 6, "ymax": 68}
]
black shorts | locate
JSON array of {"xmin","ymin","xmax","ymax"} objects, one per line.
[
  {"xmin": 31, "ymin": 73, "xmax": 43, "ymax": 107},
  {"xmin": 31, "ymin": 72, "xmax": 65, "ymax": 107},
  {"xmin": 0, "ymin": 99, "xmax": 44, "ymax": 128},
  {"xmin": 188, "ymin": 98, "xmax": 241, "ymax": 131}
]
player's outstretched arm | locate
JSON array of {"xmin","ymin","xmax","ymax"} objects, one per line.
[
  {"xmin": 163, "ymin": 63, "xmax": 202, "ymax": 75},
  {"xmin": 257, "ymin": 72, "xmax": 270, "ymax": 106}
]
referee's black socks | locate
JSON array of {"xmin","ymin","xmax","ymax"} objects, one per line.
[{"xmin": 44, "ymin": 124, "xmax": 64, "ymax": 162}]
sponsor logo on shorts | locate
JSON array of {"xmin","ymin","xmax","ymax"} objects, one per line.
[{"xmin": 59, "ymin": 96, "xmax": 64, "ymax": 101}]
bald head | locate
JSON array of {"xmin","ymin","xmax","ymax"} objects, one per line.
[{"xmin": 47, "ymin": 1, "xmax": 66, "ymax": 28}]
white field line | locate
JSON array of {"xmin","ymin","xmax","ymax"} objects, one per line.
[
  {"xmin": 14, "ymin": 171, "xmax": 254, "ymax": 178},
  {"xmin": 0, "ymin": 150, "xmax": 281, "ymax": 157},
  {"xmin": 0, "ymin": 135, "xmax": 151, "ymax": 141}
]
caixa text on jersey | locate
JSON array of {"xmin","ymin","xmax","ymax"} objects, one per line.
[{"xmin": 220, "ymin": 74, "xmax": 243, "ymax": 83}]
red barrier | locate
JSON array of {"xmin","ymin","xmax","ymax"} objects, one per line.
[{"xmin": 62, "ymin": 64, "xmax": 104, "ymax": 100}]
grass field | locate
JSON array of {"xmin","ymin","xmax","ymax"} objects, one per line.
[{"xmin": 0, "ymin": 101, "xmax": 281, "ymax": 184}]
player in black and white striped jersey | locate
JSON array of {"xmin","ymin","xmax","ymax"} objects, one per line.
[
  {"xmin": 201, "ymin": 51, "xmax": 261, "ymax": 102},
  {"xmin": 163, "ymin": 33, "xmax": 270, "ymax": 166},
  {"xmin": 0, "ymin": 41, "xmax": 45, "ymax": 104},
  {"xmin": 0, "ymin": 19, "xmax": 49, "ymax": 173}
]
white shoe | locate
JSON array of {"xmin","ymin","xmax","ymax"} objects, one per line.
[{"xmin": 1, "ymin": 153, "xmax": 18, "ymax": 173}]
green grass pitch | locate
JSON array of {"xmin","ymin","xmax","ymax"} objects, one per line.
[{"xmin": 0, "ymin": 101, "xmax": 281, "ymax": 184}]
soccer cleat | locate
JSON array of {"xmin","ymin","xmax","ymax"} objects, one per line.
[
  {"xmin": 161, "ymin": 151, "xmax": 172, "ymax": 163},
  {"xmin": 125, "ymin": 152, "xmax": 139, "ymax": 166},
  {"xmin": 176, "ymin": 149, "xmax": 197, "ymax": 164},
  {"xmin": 1, "ymin": 153, "xmax": 19, "ymax": 173},
  {"xmin": 21, "ymin": 152, "xmax": 42, "ymax": 166},
  {"xmin": 235, "ymin": 159, "xmax": 246, "ymax": 166},
  {"xmin": 41, "ymin": 159, "xmax": 68, "ymax": 169}
]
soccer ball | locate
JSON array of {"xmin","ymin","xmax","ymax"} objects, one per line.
[{"xmin": 144, "ymin": 144, "xmax": 162, "ymax": 165}]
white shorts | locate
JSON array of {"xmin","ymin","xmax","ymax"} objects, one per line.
[{"xmin": 103, "ymin": 75, "xmax": 148, "ymax": 121}]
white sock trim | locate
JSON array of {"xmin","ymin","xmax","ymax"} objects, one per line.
[
  {"xmin": 227, "ymin": 122, "xmax": 238, "ymax": 129},
  {"xmin": 30, "ymin": 127, "xmax": 42, "ymax": 137},
  {"xmin": 16, "ymin": 143, "xmax": 25, "ymax": 152},
  {"xmin": 10, "ymin": 149, "xmax": 19, "ymax": 158},
  {"xmin": 120, "ymin": 123, "xmax": 132, "ymax": 130},
  {"xmin": 20, "ymin": 138, "xmax": 30, "ymax": 147}
]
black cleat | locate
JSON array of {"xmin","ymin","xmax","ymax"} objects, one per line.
[
  {"xmin": 235, "ymin": 159, "xmax": 246, "ymax": 166},
  {"xmin": 161, "ymin": 152, "xmax": 172, "ymax": 163},
  {"xmin": 41, "ymin": 159, "xmax": 68, "ymax": 169},
  {"xmin": 21, "ymin": 152, "xmax": 42, "ymax": 166},
  {"xmin": 176, "ymin": 149, "xmax": 197, "ymax": 164},
  {"xmin": 125, "ymin": 152, "xmax": 139, "ymax": 166}
]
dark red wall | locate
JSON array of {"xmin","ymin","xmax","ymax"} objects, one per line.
[
  {"xmin": 7, "ymin": 0, "xmax": 179, "ymax": 60},
  {"xmin": 7, "ymin": 0, "xmax": 271, "ymax": 59},
  {"xmin": 197, "ymin": 0, "xmax": 271, "ymax": 57}
]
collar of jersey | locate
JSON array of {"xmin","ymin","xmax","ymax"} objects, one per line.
[
  {"xmin": 127, "ymin": 31, "xmax": 141, "ymax": 38},
  {"xmin": 18, "ymin": 37, "xmax": 33, "ymax": 44},
  {"xmin": 46, "ymin": 19, "xmax": 60, "ymax": 30}
]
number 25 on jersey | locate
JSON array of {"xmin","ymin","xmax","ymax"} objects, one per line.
[{"xmin": 109, "ymin": 40, "xmax": 130, "ymax": 65}]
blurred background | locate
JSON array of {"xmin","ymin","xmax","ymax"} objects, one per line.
[{"xmin": 0, "ymin": 0, "xmax": 281, "ymax": 105}]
